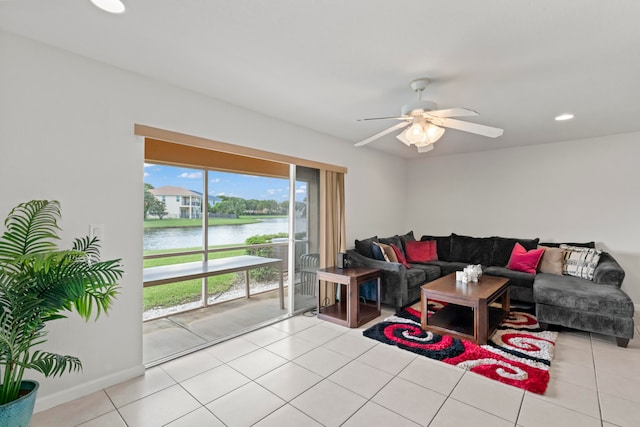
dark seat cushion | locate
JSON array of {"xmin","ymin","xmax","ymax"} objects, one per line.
[
  {"xmin": 534, "ymin": 273, "xmax": 634, "ymax": 317},
  {"xmin": 420, "ymin": 261, "xmax": 468, "ymax": 277},
  {"xmin": 408, "ymin": 263, "xmax": 441, "ymax": 284},
  {"xmin": 450, "ymin": 233, "xmax": 493, "ymax": 265},
  {"xmin": 405, "ymin": 268, "xmax": 427, "ymax": 288},
  {"xmin": 490, "ymin": 236, "xmax": 540, "ymax": 267},
  {"xmin": 483, "ymin": 266, "xmax": 536, "ymax": 289}
]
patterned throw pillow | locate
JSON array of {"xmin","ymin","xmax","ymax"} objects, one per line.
[
  {"xmin": 561, "ymin": 244, "xmax": 602, "ymax": 280},
  {"xmin": 379, "ymin": 243, "xmax": 398, "ymax": 263}
]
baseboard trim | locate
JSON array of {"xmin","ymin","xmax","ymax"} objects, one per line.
[{"xmin": 34, "ymin": 364, "xmax": 145, "ymax": 413}]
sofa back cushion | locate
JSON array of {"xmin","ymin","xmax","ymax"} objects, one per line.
[
  {"xmin": 491, "ymin": 236, "xmax": 540, "ymax": 267},
  {"xmin": 398, "ymin": 231, "xmax": 416, "ymax": 254},
  {"xmin": 450, "ymin": 233, "xmax": 493, "ymax": 265},
  {"xmin": 355, "ymin": 236, "xmax": 379, "ymax": 259},
  {"xmin": 379, "ymin": 235, "xmax": 403, "ymax": 253},
  {"xmin": 420, "ymin": 234, "xmax": 452, "ymax": 261}
]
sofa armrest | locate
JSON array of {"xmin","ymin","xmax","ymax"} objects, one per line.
[
  {"xmin": 346, "ymin": 249, "xmax": 403, "ymax": 272},
  {"xmin": 593, "ymin": 252, "xmax": 625, "ymax": 287},
  {"xmin": 346, "ymin": 250, "xmax": 408, "ymax": 307}
]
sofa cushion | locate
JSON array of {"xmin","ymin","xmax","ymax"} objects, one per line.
[
  {"xmin": 398, "ymin": 231, "xmax": 416, "ymax": 254},
  {"xmin": 538, "ymin": 245, "xmax": 564, "ymax": 275},
  {"xmin": 561, "ymin": 245, "xmax": 602, "ymax": 280},
  {"xmin": 507, "ymin": 243, "xmax": 545, "ymax": 274},
  {"xmin": 405, "ymin": 240, "xmax": 438, "ymax": 263},
  {"xmin": 408, "ymin": 263, "xmax": 441, "ymax": 283},
  {"xmin": 371, "ymin": 242, "xmax": 388, "ymax": 261},
  {"xmin": 491, "ymin": 236, "xmax": 539, "ymax": 267},
  {"xmin": 450, "ymin": 233, "xmax": 493, "ymax": 265},
  {"xmin": 391, "ymin": 244, "xmax": 410, "ymax": 268},
  {"xmin": 379, "ymin": 243, "xmax": 398, "ymax": 262},
  {"xmin": 355, "ymin": 236, "xmax": 379, "ymax": 259},
  {"xmin": 483, "ymin": 266, "xmax": 536, "ymax": 290},
  {"xmin": 405, "ymin": 267, "xmax": 427, "ymax": 288},
  {"xmin": 379, "ymin": 235, "xmax": 403, "ymax": 253},
  {"xmin": 420, "ymin": 234, "xmax": 452, "ymax": 261},
  {"xmin": 534, "ymin": 273, "xmax": 634, "ymax": 317},
  {"xmin": 424, "ymin": 261, "xmax": 468, "ymax": 276}
]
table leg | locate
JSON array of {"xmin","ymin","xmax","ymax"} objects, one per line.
[
  {"xmin": 420, "ymin": 291, "xmax": 428, "ymax": 330},
  {"xmin": 476, "ymin": 302, "xmax": 488, "ymax": 345},
  {"xmin": 278, "ymin": 262, "xmax": 284, "ymax": 309},
  {"xmin": 348, "ymin": 277, "xmax": 357, "ymax": 327},
  {"xmin": 245, "ymin": 270, "xmax": 250, "ymax": 299}
]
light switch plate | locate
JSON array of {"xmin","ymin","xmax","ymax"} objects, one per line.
[{"xmin": 90, "ymin": 224, "xmax": 105, "ymax": 241}]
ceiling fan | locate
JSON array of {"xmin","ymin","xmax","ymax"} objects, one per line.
[{"xmin": 354, "ymin": 78, "xmax": 504, "ymax": 153}]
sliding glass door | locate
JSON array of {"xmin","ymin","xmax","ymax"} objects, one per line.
[{"xmin": 290, "ymin": 166, "xmax": 320, "ymax": 313}]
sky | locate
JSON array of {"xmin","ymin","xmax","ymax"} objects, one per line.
[{"xmin": 144, "ymin": 163, "xmax": 306, "ymax": 201}]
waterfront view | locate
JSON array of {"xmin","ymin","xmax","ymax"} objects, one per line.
[{"xmin": 143, "ymin": 217, "xmax": 290, "ymax": 251}]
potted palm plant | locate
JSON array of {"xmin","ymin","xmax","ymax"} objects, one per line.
[{"xmin": 0, "ymin": 200, "xmax": 123, "ymax": 426}]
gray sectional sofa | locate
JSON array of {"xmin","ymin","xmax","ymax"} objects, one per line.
[{"xmin": 347, "ymin": 232, "xmax": 635, "ymax": 347}]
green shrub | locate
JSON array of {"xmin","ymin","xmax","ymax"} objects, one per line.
[{"xmin": 246, "ymin": 233, "xmax": 287, "ymax": 281}]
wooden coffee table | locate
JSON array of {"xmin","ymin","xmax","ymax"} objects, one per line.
[{"xmin": 420, "ymin": 273, "xmax": 510, "ymax": 344}]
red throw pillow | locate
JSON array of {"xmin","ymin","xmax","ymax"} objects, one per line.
[
  {"xmin": 405, "ymin": 240, "xmax": 438, "ymax": 263},
  {"xmin": 390, "ymin": 243, "xmax": 410, "ymax": 268},
  {"xmin": 507, "ymin": 243, "xmax": 545, "ymax": 274}
]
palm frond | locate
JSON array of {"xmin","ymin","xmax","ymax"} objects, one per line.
[
  {"xmin": 0, "ymin": 200, "xmax": 61, "ymax": 260},
  {"xmin": 28, "ymin": 350, "xmax": 82, "ymax": 377}
]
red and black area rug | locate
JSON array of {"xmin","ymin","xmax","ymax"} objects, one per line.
[{"xmin": 362, "ymin": 301, "xmax": 558, "ymax": 394}]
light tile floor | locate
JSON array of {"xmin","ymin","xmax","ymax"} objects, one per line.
[{"xmin": 32, "ymin": 308, "xmax": 640, "ymax": 427}]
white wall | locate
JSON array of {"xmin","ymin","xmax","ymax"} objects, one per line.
[
  {"xmin": 0, "ymin": 31, "xmax": 407, "ymax": 410},
  {"xmin": 405, "ymin": 132, "xmax": 640, "ymax": 304}
]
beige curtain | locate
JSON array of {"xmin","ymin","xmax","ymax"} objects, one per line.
[{"xmin": 319, "ymin": 170, "xmax": 346, "ymax": 306}]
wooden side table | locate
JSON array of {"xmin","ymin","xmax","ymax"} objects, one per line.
[{"xmin": 316, "ymin": 266, "xmax": 381, "ymax": 328}]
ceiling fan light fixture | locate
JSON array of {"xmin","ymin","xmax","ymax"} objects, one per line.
[
  {"xmin": 425, "ymin": 123, "xmax": 445, "ymax": 143},
  {"xmin": 405, "ymin": 122, "xmax": 427, "ymax": 144},
  {"xmin": 90, "ymin": 0, "xmax": 126, "ymax": 14}
]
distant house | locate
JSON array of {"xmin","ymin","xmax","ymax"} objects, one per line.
[{"xmin": 148, "ymin": 185, "xmax": 202, "ymax": 219}]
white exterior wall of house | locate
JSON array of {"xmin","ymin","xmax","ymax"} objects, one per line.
[
  {"xmin": 148, "ymin": 187, "xmax": 202, "ymax": 219},
  {"xmin": 1, "ymin": 31, "xmax": 638, "ymax": 412}
]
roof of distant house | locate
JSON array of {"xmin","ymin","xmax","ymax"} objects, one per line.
[{"xmin": 149, "ymin": 186, "xmax": 201, "ymax": 197}]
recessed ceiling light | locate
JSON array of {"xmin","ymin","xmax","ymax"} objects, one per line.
[
  {"xmin": 90, "ymin": 0, "xmax": 125, "ymax": 14},
  {"xmin": 555, "ymin": 113, "xmax": 574, "ymax": 121}
]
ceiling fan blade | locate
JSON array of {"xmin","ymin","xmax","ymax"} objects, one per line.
[
  {"xmin": 425, "ymin": 107, "xmax": 478, "ymax": 118},
  {"xmin": 357, "ymin": 116, "xmax": 408, "ymax": 121},
  {"xmin": 417, "ymin": 144, "xmax": 434, "ymax": 153},
  {"xmin": 436, "ymin": 117, "xmax": 504, "ymax": 138},
  {"xmin": 354, "ymin": 121, "xmax": 410, "ymax": 147}
]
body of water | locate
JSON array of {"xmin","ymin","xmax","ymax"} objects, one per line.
[{"xmin": 144, "ymin": 217, "xmax": 294, "ymax": 251}]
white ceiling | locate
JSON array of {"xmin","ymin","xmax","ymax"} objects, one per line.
[{"xmin": 1, "ymin": 1, "xmax": 639, "ymax": 158}]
